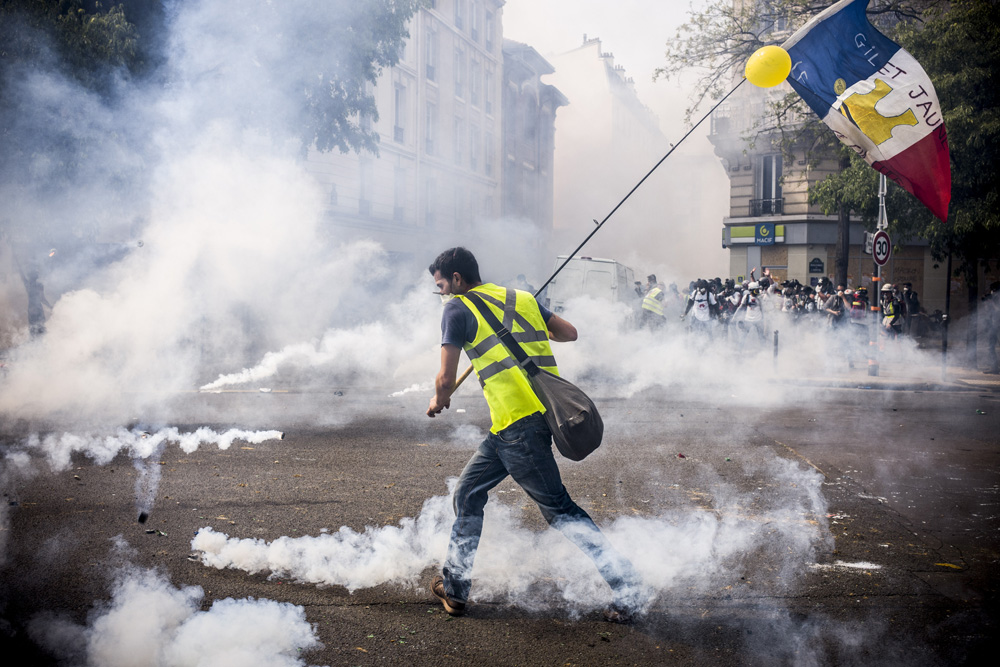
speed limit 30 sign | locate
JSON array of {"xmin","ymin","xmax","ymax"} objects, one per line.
[{"xmin": 872, "ymin": 230, "xmax": 891, "ymax": 266}]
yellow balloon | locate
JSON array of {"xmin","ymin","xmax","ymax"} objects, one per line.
[{"xmin": 745, "ymin": 45, "xmax": 792, "ymax": 88}]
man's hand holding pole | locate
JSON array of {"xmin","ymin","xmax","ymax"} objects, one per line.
[{"xmin": 427, "ymin": 344, "xmax": 461, "ymax": 417}]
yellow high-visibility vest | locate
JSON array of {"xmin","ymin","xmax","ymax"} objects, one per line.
[
  {"xmin": 456, "ymin": 284, "xmax": 559, "ymax": 433},
  {"xmin": 642, "ymin": 287, "xmax": 664, "ymax": 316}
]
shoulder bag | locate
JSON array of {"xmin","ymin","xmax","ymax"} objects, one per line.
[{"xmin": 464, "ymin": 291, "xmax": 603, "ymax": 461}]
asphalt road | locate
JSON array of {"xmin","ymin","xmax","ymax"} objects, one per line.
[{"xmin": 1, "ymin": 382, "xmax": 998, "ymax": 666}]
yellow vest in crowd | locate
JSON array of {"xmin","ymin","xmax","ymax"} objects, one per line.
[
  {"xmin": 456, "ymin": 284, "xmax": 559, "ymax": 433},
  {"xmin": 642, "ymin": 287, "xmax": 664, "ymax": 316}
]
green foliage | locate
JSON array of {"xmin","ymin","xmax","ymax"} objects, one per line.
[
  {"xmin": 809, "ymin": 0, "xmax": 1000, "ymax": 282},
  {"xmin": 664, "ymin": 0, "xmax": 996, "ymax": 287},
  {"xmin": 0, "ymin": 1, "xmax": 139, "ymax": 88},
  {"xmin": 656, "ymin": 0, "xmax": 940, "ymax": 119},
  {"xmin": 56, "ymin": 3, "xmax": 138, "ymax": 72},
  {"xmin": 299, "ymin": 0, "xmax": 422, "ymax": 156},
  {"xmin": 0, "ymin": 0, "xmax": 423, "ymax": 156}
]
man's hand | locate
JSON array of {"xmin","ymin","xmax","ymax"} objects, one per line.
[
  {"xmin": 427, "ymin": 395, "xmax": 450, "ymax": 417},
  {"xmin": 427, "ymin": 344, "xmax": 460, "ymax": 418}
]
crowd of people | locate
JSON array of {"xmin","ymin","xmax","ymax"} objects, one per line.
[{"xmin": 634, "ymin": 269, "xmax": 928, "ymax": 356}]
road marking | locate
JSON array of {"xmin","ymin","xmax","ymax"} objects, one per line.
[{"xmin": 772, "ymin": 439, "xmax": 826, "ymax": 476}]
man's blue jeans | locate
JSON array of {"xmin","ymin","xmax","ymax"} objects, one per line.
[{"xmin": 442, "ymin": 412, "xmax": 640, "ymax": 606}]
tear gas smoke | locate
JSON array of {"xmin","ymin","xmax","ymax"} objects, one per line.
[
  {"xmin": 0, "ymin": 0, "xmax": 957, "ymax": 663},
  {"xmin": 542, "ymin": 294, "xmax": 944, "ymax": 406},
  {"xmin": 388, "ymin": 382, "xmax": 432, "ymax": 398},
  {"xmin": 198, "ymin": 282, "xmax": 441, "ymax": 393},
  {"xmin": 28, "ymin": 542, "xmax": 320, "ymax": 667},
  {"xmin": 133, "ymin": 438, "xmax": 166, "ymax": 524},
  {"xmin": 0, "ymin": 0, "xmax": 442, "ymax": 425},
  {"xmin": 193, "ymin": 457, "xmax": 829, "ymax": 614},
  {"xmin": 11, "ymin": 427, "xmax": 284, "ymax": 473}
]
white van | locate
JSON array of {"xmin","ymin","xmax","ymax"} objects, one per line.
[{"xmin": 543, "ymin": 256, "xmax": 637, "ymax": 313}]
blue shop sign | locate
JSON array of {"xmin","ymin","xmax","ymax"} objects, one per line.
[{"xmin": 755, "ymin": 223, "xmax": 775, "ymax": 245}]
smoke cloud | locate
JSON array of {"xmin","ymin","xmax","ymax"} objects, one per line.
[
  {"xmin": 0, "ymin": 0, "xmax": 962, "ymax": 663},
  {"xmin": 28, "ymin": 542, "xmax": 320, "ymax": 667},
  {"xmin": 193, "ymin": 457, "xmax": 829, "ymax": 615}
]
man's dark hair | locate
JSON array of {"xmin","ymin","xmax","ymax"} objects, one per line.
[{"xmin": 429, "ymin": 247, "xmax": 481, "ymax": 283}]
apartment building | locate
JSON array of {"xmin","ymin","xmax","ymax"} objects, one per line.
[{"xmin": 306, "ymin": 0, "xmax": 563, "ymax": 271}]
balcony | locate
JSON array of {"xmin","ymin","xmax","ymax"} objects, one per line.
[{"xmin": 750, "ymin": 198, "xmax": 783, "ymax": 216}]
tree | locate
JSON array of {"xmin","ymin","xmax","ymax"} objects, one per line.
[
  {"xmin": 809, "ymin": 0, "xmax": 1000, "ymax": 364},
  {"xmin": 656, "ymin": 0, "xmax": 941, "ymax": 120},
  {"xmin": 1, "ymin": 0, "xmax": 422, "ymax": 158},
  {"xmin": 291, "ymin": 0, "xmax": 422, "ymax": 155},
  {"xmin": 656, "ymin": 0, "xmax": 947, "ymax": 289},
  {"xmin": 0, "ymin": 0, "xmax": 422, "ymax": 249}
]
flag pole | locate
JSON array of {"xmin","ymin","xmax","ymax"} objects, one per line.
[
  {"xmin": 535, "ymin": 77, "xmax": 748, "ymax": 297},
  {"xmin": 449, "ymin": 78, "xmax": 749, "ymax": 395},
  {"xmin": 869, "ymin": 173, "xmax": 887, "ymax": 377}
]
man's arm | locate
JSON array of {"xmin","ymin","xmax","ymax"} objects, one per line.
[
  {"xmin": 546, "ymin": 314, "xmax": 577, "ymax": 342},
  {"xmin": 427, "ymin": 344, "xmax": 461, "ymax": 417}
]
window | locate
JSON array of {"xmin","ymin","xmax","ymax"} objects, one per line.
[
  {"xmin": 484, "ymin": 11, "xmax": 494, "ymax": 52},
  {"xmin": 484, "ymin": 131, "xmax": 494, "ymax": 177},
  {"xmin": 752, "ymin": 154, "xmax": 783, "ymax": 215},
  {"xmin": 360, "ymin": 80, "xmax": 374, "ymax": 132},
  {"xmin": 359, "ymin": 161, "xmax": 373, "ymax": 216},
  {"xmin": 453, "ymin": 118, "xmax": 463, "ymax": 165},
  {"xmin": 425, "ymin": 103, "xmax": 437, "ymax": 155},
  {"xmin": 470, "ymin": 61, "xmax": 480, "ymax": 107},
  {"xmin": 454, "ymin": 48, "xmax": 465, "ymax": 98},
  {"xmin": 329, "ymin": 184, "xmax": 338, "ymax": 208},
  {"xmin": 394, "ymin": 84, "xmax": 406, "ymax": 143},
  {"xmin": 759, "ymin": 154, "xmax": 782, "ymax": 201},
  {"xmin": 470, "ymin": 124, "xmax": 479, "ymax": 171},
  {"xmin": 454, "ymin": 0, "xmax": 464, "ymax": 29},
  {"xmin": 484, "ymin": 69, "xmax": 494, "ymax": 115},
  {"xmin": 470, "ymin": 1, "xmax": 479, "ymax": 42},
  {"xmin": 394, "ymin": 167, "xmax": 406, "ymax": 222},
  {"xmin": 424, "ymin": 177, "xmax": 436, "ymax": 228},
  {"xmin": 425, "ymin": 30, "xmax": 437, "ymax": 82}
]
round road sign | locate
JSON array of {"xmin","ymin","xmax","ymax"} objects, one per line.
[{"xmin": 872, "ymin": 230, "xmax": 891, "ymax": 266}]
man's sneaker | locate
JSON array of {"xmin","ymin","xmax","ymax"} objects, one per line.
[
  {"xmin": 431, "ymin": 575, "xmax": 466, "ymax": 616},
  {"xmin": 603, "ymin": 603, "xmax": 634, "ymax": 624}
]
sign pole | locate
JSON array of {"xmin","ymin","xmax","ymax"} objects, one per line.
[
  {"xmin": 941, "ymin": 250, "xmax": 951, "ymax": 382},
  {"xmin": 869, "ymin": 174, "xmax": 889, "ymax": 377}
]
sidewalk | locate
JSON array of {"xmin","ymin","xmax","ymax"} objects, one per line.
[{"xmin": 780, "ymin": 357, "xmax": 1000, "ymax": 393}]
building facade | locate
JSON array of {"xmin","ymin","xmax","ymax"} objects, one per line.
[
  {"xmin": 710, "ymin": 80, "xmax": 954, "ymax": 313},
  {"xmin": 305, "ymin": 1, "xmax": 564, "ymax": 276},
  {"xmin": 501, "ymin": 39, "xmax": 567, "ymax": 243},
  {"xmin": 544, "ymin": 36, "xmax": 674, "ymax": 263}
]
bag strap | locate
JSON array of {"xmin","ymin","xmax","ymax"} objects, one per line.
[{"xmin": 464, "ymin": 291, "xmax": 541, "ymax": 377}]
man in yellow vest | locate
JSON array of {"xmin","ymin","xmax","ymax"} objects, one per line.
[
  {"xmin": 426, "ymin": 247, "xmax": 641, "ymax": 622},
  {"xmin": 639, "ymin": 274, "xmax": 665, "ymax": 329}
]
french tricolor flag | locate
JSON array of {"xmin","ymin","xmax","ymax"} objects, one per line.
[{"xmin": 783, "ymin": 0, "xmax": 951, "ymax": 221}]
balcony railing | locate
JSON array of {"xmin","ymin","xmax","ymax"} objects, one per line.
[{"xmin": 750, "ymin": 198, "xmax": 783, "ymax": 216}]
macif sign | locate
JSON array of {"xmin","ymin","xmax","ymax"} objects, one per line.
[{"xmin": 755, "ymin": 223, "xmax": 775, "ymax": 245}]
